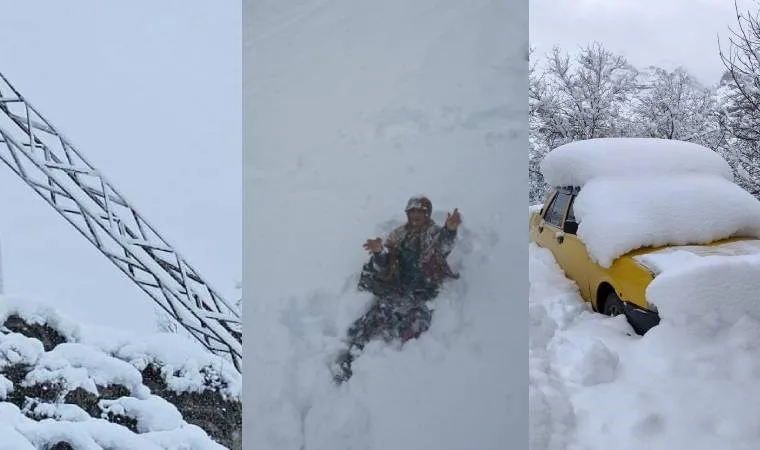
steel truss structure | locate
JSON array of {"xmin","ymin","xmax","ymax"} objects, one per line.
[{"xmin": 0, "ymin": 72, "xmax": 242, "ymax": 372}]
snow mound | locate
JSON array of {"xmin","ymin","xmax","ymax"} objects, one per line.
[
  {"xmin": 551, "ymin": 336, "xmax": 619, "ymax": 387},
  {"xmin": 0, "ymin": 296, "xmax": 241, "ymax": 449},
  {"xmin": 573, "ymin": 174, "xmax": 760, "ymax": 267},
  {"xmin": 530, "ymin": 241, "xmax": 760, "ymax": 450},
  {"xmin": 646, "ymin": 254, "xmax": 760, "ymax": 337},
  {"xmin": 529, "ymin": 244, "xmax": 590, "ymax": 450},
  {"xmin": 540, "ymin": 138, "xmax": 733, "ymax": 188}
]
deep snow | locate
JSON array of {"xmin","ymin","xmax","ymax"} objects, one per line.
[
  {"xmin": 244, "ymin": 0, "xmax": 527, "ymax": 449},
  {"xmin": 530, "ymin": 238, "xmax": 760, "ymax": 450}
]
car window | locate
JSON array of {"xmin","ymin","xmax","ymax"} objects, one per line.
[
  {"xmin": 566, "ymin": 200, "xmax": 575, "ymax": 222},
  {"xmin": 544, "ymin": 191, "xmax": 571, "ymax": 227},
  {"xmin": 565, "ymin": 196, "xmax": 578, "ymax": 234},
  {"xmin": 542, "ymin": 191, "xmax": 557, "ymax": 219}
]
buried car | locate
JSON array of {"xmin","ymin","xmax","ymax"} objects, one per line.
[{"xmin": 529, "ymin": 138, "xmax": 760, "ymax": 335}]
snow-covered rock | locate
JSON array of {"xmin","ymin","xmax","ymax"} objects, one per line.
[{"xmin": 0, "ymin": 297, "xmax": 241, "ymax": 450}]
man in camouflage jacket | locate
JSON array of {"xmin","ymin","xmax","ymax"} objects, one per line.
[{"xmin": 333, "ymin": 195, "xmax": 462, "ymax": 383}]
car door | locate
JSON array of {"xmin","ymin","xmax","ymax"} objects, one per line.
[
  {"xmin": 536, "ymin": 189, "xmax": 572, "ymax": 257},
  {"xmin": 557, "ymin": 193, "xmax": 594, "ymax": 300}
]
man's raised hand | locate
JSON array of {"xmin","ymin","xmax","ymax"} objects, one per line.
[
  {"xmin": 445, "ymin": 208, "xmax": 462, "ymax": 230},
  {"xmin": 363, "ymin": 237, "xmax": 383, "ymax": 254}
]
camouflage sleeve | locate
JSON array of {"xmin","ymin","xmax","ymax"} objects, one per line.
[
  {"xmin": 385, "ymin": 226, "xmax": 404, "ymax": 247},
  {"xmin": 371, "ymin": 250, "xmax": 390, "ymax": 269},
  {"xmin": 436, "ymin": 225, "xmax": 458, "ymax": 256},
  {"xmin": 371, "ymin": 226, "xmax": 403, "ymax": 270}
]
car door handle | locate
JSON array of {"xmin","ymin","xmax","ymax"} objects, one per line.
[
  {"xmin": 538, "ymin": 224, "xmax": 544, "ymax": 233},
  {"xmin": 556, "ymin": 234, "xmax": 564, "ymax": 244}
]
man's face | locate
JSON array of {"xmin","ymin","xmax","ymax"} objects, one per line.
[{"xmin": 406, "ymin": 208, "xmax": 428, "ymax": 228}]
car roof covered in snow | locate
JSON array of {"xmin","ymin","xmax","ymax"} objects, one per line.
[
  {"xmin": 574, "ymin": 174, "xmax": 760, "ymax": 267},
  {"xmin": 540, "ymin": 138, "xmax": 734, "ymax": 188}
]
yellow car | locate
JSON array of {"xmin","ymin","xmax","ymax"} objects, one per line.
[{"xmin": 529, "ymin": 185, "xmax": 760, "ymax": 335}]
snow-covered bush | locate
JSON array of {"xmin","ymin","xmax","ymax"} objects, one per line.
[{"xmin": 0, "ymin": 298, "xmax": 241, "ymax": 450}]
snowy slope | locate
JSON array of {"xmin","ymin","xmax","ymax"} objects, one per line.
[
  {"xmin": 245, "ymin": 1, "xmax": 527, "ymax": 449},
  {"xmin": 530, "ymin": 238, "xmax": 760, "ymax": 450},
  {"xmin": 0, "ymin": 297, "xmax": 241, "ymax": 450}
]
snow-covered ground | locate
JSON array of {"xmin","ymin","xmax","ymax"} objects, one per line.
[
  {"xmin": 245, "ymin": 1, "xmax": 527, "ymax": 449},
  {"xmin": 530, "ymin": 237, "xmax": 760, "ymax": 450},
  {"xmin": 0, "ymin": 296, "xmax": 241, "ymax": 449}
]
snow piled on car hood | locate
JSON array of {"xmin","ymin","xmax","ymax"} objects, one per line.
[
  {"xmin": 540, "ymin": 137, "xmax": 733, "ymax": 188},
  {"xmin": 635, "ymin": 239, "xmax": 760, "ymax": 276},
  {"xmin": 646, "ymin": 253, "xmax": 760, "ymax": 336},
  {"xmin": 572, "ymin": 174, "xmax": 760, "ymax": 267}
]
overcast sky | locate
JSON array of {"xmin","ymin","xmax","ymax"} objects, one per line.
[
  {"xmin": 530, "ymin": 0, "xmax": 752, "ymax": 86},
  {"xmin": 0, "ymin": 2, "xmax": 241, "ymax": 334}
]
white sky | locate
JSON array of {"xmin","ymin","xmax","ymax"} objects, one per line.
[
  {"xmin": 0, "ymin": 2, "xmax": 241, "ymax": 334},
  {"xmin": 530, "ymin": 0, "xmax": 753, "ymax": 86}
]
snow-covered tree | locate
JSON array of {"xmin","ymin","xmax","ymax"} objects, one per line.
[
  {"xmin": 717, "ymin": 0, "xmax": 760, "ymax": 195},
  {"xmin": 529, "ymin": 43, "xmax": 639, "ymax": 203},
  {"xmin": 529, "ymin": 47, "xmax": 550, "ymax": 203},
  {"xmin": 529, "ymin": 18, "xmax": 760, "ymax": 200},
  {"xmin": 633, "ymin": 66, "xmax": 722, "ymax": 147},
  {"xmin": 533, "ymin": 43, "xmax": 639, "ymax": 148}
]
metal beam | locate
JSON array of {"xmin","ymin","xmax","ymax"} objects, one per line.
[{"xmin": 0, "ymin": 72, "xmax": 242, "ymax": 372}]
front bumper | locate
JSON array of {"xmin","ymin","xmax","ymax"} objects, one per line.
[{"xmin": 623, "ymin": 302, "xmax": 661, "ymax": 335}]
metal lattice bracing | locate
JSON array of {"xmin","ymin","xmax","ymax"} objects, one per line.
[{"xmin": 0, "ymin": 72, "xmax": 242, "ymax": 372}]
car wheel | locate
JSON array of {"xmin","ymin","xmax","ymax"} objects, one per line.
[{"xmin": 603, "ymin": 291, "xmax": 625, "ymax": 317}]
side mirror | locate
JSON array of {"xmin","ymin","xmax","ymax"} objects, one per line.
[{"xmin": 563, "ymin": 220, "xmax": 578, "ymax": 234}]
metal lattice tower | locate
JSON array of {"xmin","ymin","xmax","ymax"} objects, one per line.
[{"xmin": 0, "ymin": 72, "xmax": 242, "ymax": 372}]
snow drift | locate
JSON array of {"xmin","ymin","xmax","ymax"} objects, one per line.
[
  {"xmin": 573, "ymin": 174, "xmax": 760, "ymax": 267},
  {"xmin": 645, "ymin": 252, "xmax": 760, "ymax": 337},
  {"xmin": 530, "ymin": 242, "xmax": 760, "ymax": 450},
  {"xmin": 0, "ymin": 297, "xmax": 241, "ymax": 449},
  {"xmin": 539, "ymin": 137, "xmax": 734, "ymax": 188}
]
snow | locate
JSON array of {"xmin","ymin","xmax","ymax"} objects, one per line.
[
  {"xmin": 573, "ymin": 174, "xmax": 760, "ymax": 267},
  {"xmin": 96, "ymin": 334, "xmax": 241, "ymax": 399},
  {"xmin": 0, "ymin": 375, "xmax": 11, "ymax": 399},
  {"xmin": 143, "ymin": 426, "xmax": 234, "ymax": 450},
  {"xmin": 100, "ymin": 396, "xmax": 184, "ymax": 433},
  {"xmin": 0, "ymin": 333, "xmax": 44, "ymax": 370},
  {"xmin": 646, "ymin": 253, "xmax": 760, "ymax": 337},
  {"xmin": 0, "ymin": 296, "xmax": 236, "ymax": 449},
  {"xmin": 246, "ymin": 0, "xmax": 526, "ymax": 449},
  {"xmin": 0, "ymin": 298, "xmax": 81, "ymax": 343},
  {"xmin": 0, "ymin": 422, "xmax": 36, "ymax": 450},
  {"xmin": 25, "ymin": 402, "xmax": 91, "ymax": 422},
  {"xmin": 540, "ymin": 137, "xmax": 734, "ymax": 188},
  {"xmin": 0, "ymin": 295, "xmax": 241, "ymax": 400},
  {"xmin": 24, "ymin": 343, "xmax": 150, "ymax": 399},
  {"xmin": 635, "ymin": 239, "xmax": 760, "ymax": 276},
  {"xmin": 530, "ymin": 241, "xmax": 760, "ymax": 450}
]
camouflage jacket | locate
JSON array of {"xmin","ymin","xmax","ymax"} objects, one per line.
[{"xmin": 370, "ymin": 220, "xmax": 458, "ymax": 294}]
